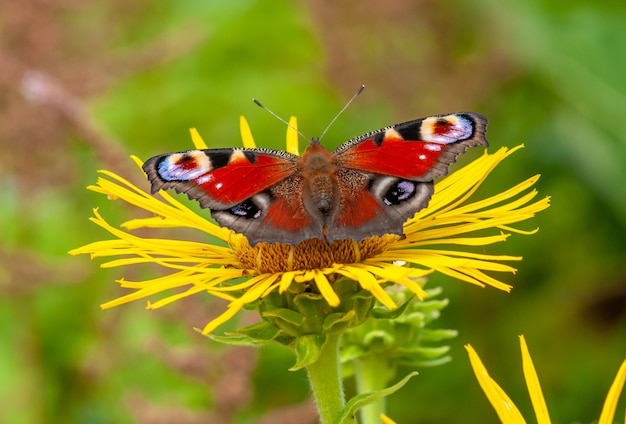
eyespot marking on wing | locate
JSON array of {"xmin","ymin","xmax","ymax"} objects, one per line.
[
  {"xmin": 421, "ymin": 114, "xmax": 474, "ymax": 144},
  {"xmin": 157, "ymin": 151, "xmax": 212, "ymax": 181}
]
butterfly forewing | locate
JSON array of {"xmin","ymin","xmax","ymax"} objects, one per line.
[
  {"xmin": 334, "ymin": 112, "xmax": 488, "ymax": 181},
  {"xmin": 143, "ymin": 148, "xmax": 299, "ymax": 207}
]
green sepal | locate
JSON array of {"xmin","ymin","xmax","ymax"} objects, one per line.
[
  {"xmin": 290, "ymin": 333, "xmax": 327, "ymax": 371},
  {"xmin": 323, "ymin": 310, "xmax": 357, "ymax": 334},
  {"xmin": 260, "ymin": 307, "xmax": 305, "ymax": 337},
  {"xmin": 337, "ymin": 371, "xmax": 419, "ymax": 424}
]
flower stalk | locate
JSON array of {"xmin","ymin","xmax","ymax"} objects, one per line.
[{"xmin": 306, "ymin": 332, "xmax": 347, "ymax": 424}]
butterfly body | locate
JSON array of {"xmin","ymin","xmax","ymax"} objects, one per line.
[{"xmin": 143, "ymin": 112, "xmax": 488, "ymax": 246}]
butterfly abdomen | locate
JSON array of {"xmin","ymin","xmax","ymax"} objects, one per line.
[{"xmin": 300, "ymin": 143, "xmax": 338, "ymax": 214}]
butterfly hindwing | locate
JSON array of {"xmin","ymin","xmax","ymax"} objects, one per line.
[
  {"xmin": 211, "ymin": 175, "xmax": 325, "ymax": 245},
  {"xmin": 326, "ymin": 175, "xmax": 434, "ymax": 242}
]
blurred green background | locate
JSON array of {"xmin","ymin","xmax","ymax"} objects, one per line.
[{"xmin": 1, "ymin": 1, "xmax": 625, "ymax": 423}]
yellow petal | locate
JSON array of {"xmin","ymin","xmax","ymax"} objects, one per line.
[
  {"xmin": 239, "ymin": 116, "xmax": 256, "ymax": 148},
  {"xmin": 466, "ymin": 344, "xmax": 526, "ymax": 424},
  {"xmin": 598, "ymin": 357, "xmax": 626, "ymax": 424},
  {"xmin": 190, "ymin": 128, "xmax": 209, "ymax": 149},
  {"xmin": 519, "ymin": 335, "xmax": 551, "ymax": 424},
  {"xmin": 380, "ymin": 413, "xmax": 397, "ymax": 424},
  {"xmin": 286, "ymin": 116, "xmax": 300, "ymax": 155}
]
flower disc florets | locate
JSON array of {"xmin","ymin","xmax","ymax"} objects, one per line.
[{"xmin": 235, "ymin": 235, "xmax": 399, "ymax": 274}]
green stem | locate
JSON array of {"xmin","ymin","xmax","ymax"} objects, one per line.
[
  {"xmin": 306, "ymin": 332, "xmax": 346, "ymax": 424},
  {"xmin": 354, "ymin": 354, "xmax": 393, "ymax": 424}
]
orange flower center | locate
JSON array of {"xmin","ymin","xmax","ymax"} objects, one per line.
[{"xmin": 236, "ymin": 235, "xmax": 399, "ymax": 273}]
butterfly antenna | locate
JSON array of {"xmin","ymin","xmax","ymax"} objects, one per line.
[
  {"xmin": 318, "ymin": 84, "xmax": 365, "ymax": 141},
  {"xmin": 252, "ymin": 98, "xmax": 310, "ymax": 142}
]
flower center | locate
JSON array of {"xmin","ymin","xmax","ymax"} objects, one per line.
[{"xmin": 235, "ymin": 235, "xmax": 399, "ymax": 273}]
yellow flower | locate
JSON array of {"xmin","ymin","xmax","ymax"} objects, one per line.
[
  {"xmin": 70, "ymin": 116, "xmax": 549, "ymax": 334},
  {"xmin": 467, "ymin": 335, "xmax": 626, "ymax": 424}
]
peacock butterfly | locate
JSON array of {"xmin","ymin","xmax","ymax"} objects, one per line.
[{"xmin": 142, "ymin": 112, "xmax": 488, "ymax": 246}]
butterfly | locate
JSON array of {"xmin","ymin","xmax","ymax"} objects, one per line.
[{"xmin": 143, "ymin": 112, "xmax": 488, "ymax": 246}]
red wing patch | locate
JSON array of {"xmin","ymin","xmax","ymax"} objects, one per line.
[
  {"xmin": 264, "ymin": 197, "xmax": 312, "ymax": 231},
  {"xmin": 336, "ymin": 189, "xmax": 383, "ymax": 227},
  {"xmin": 195, "ymin": 154, "xmax": 296, "ymax": 204},
  {"xmin": 337, "ymin": 136, "xmax": 445, "ymax": 180}
]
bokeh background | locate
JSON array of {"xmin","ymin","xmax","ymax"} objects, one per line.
[{"xmin": 1, "ymin": 1, "xmax": 625, "ymax": 423}]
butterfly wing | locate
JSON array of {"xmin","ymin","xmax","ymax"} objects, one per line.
[
  {"xmin": 326, "ymin": 113, "xmax": 488, "ymax": 242},
  {"xmin": 143, "ymin": 148, "xmax": 324, "ymax": 245}
]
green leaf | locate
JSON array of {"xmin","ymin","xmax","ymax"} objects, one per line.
[
  {"xmin": 415, "ymin": 298, "xmax": 449, "ymax": 313},
  {"xmin": 418, "ymin": 328, "xmax": 459, "ymax": 342},
  {"xmin": 369, "ymin": 294, "xmax": 415, "ymax": 319},
  {"xmin": 362, "ymin": 330, "xmax": 395, "ymax": 348},
  {"xmin": 338, "ymin": 371, "xmax": 419, "ymax": 424},
  {"xmin": 290, "ymin": 334, "xmax": 326, "ymax": 371},
  {"xmin": 397, "ymin": 345, "xmax": 450, "ymax": 358},
  {"xmin": 398, "ymin": 356, "xmax": 452, "ymax": 368},
  {"xmin": 339, "ymin": 344, "xmax": 368, "ymax": 363},
  {"xmin": 201, "ymin": 332, "xmax": 269, "ymax": 347}
]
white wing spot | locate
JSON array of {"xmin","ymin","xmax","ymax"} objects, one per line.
[
  {"xmin": 424, "ymin": 143, "xmax": 442, "ymax": 152},
  {"xmin": 197, "ymin": 175, "xmax": 211, "ymax": 184}
]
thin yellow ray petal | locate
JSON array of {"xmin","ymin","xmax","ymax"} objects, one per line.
[
  {"xmin": 231, "ymin": 274, "xmax": 279, "ymax": 305},
  {"xmin": 202, "ymin": 303, "xmax": 245, "ymax": 334},
  {"xmin": 278, "ymin": 271, "xmax": 297, "ymax": 293},
  {"xmin": 82, "ymin": 212, "xmax": 233, "ymax": 268},
  {"xmin": 286, "ymin": 116, "xmax": 300, "ymax": 155},
  {"xmin": 130, "ymin": 155, "xmax": 144, "ymax": 168},
  {"xmin": 190, "ymin": 127, "xmax": 209, "ymax": 149},
  {"xmin": 313, "ymin": 270, "xmax": 340, "ymax": 307},
  {"xmin": 425, "ymin": 146, "xmax": 525, "ymax": 217},
  {"xmin": 261, "ymin": 281, "xmax": 281, "ymax": 297},
  {"xmin": 388, "ymin": 276, "xmax": 429, "ymax": 300},
  {"xmin": 432, "ymin": 265, "xmax": 513, "ymax": 291},
  {"xmin": 334, "ymin": 267, "xmax": 396, "ymax": 309},
  {"xmin": 240, "ymin": 116, "xmax": 256, "ymax": 148},
  {"xmin": 209, "ymin": 274, "xmax": 269, "ymax": 293},
  {"xmin": 519, "ymin": 336, "xmax": 551, "ymax": 424},
  {"xmin": 147, "ymin": 284, "xmax": 211, "ymax": 308},
  {"xmin": 380, "ymin": 413, "xmax": 397, "ymax": 424},
  {"xmin": 385, "ymin": 248, "xmax": 521, "ymax": 266},
  {"xmin": 101, "ymin": 270, "xmax": 241, "ymax": 308},
  {"xmin": 498, "ymin": 226, "xmax": 540, "ymax": 236},
  {"xmin": 90, "ymin": 175, "xmax": 231, "ymax": 240},
  {"xmin": 400, "ymin": 234, "xmax": 511, "ymax": 247},
  {"xmin": 598, "ymin": 357, "xmax": 626, "ymax": 424},
  {"xmin": 442, "ymin": 178, "xmax": 541, "ymax": 217},
  {"xmin": 466, "ymin": 344, "xmax": 527, "ymax": 424}
]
